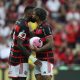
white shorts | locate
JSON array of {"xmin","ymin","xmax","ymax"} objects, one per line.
[
  {"xmin": 34, "ymin": 61, "xmax": 53, "ymax": 76},
  {"xmin": 8, "ymin": 63, "xmax": 29, "ymax": 78}
]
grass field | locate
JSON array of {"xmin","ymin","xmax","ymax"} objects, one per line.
[
  {"xmin": 0, "ymin": 69, "xmax": 9, "ymax": 80},
  {"xmin": 0, "ymin": 69, "xmax": 35, "ymax": 80},
  {"xmin": 0, "ymin": 69, "xmax": 36, "ymax": 80},
  {"xmin": 0, "ymin": 69, "xmax": 54, "ymax": 80}
]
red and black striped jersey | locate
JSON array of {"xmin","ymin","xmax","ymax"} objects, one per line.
[
  {"xmin": 9, "ymin": 18, "xmax": 31, "ymax": 65},
  {"xmin": 34, "ymin": 21, "xmax": 54, "ymax": 64}
]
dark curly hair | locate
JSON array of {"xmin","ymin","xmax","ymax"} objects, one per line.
[
  {"xmin": 34, "ymin": 8, "xmax": 47, "ymax": 21},
  {"xmin": 24, "ymin": 6, "xmax": 35, "ymax": 14}
]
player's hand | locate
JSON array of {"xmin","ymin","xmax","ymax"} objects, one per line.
[
  {"xmin": 34, "ymin": 59, "xmax": 42, "ymax": 68},
  {"xmin": 29, "ymin": 45, "xmax": 39, "ymax": 52},
  {"xmin": 32, "ymin": 45, "xmax": 40, "ymax": 52},
  {"xmin": 29, "ymin": 55, "xmax": 42, "ymax": 67}
]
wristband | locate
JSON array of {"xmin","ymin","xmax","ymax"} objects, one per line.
[{"xmin": 29, "ymin": 55, "xmax": 37, "ymax": 63}]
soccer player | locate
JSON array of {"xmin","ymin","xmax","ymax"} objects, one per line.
[
  {"xmin": 8, "ymin": 6, "xmax": 41, "ymax": 80},
  {"xmin": 30, "ymin": 8, "xmax": 54, "ymax": 80}
]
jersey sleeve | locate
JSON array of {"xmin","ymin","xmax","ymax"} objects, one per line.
[
  {"xmin": 43, "ymin": 25, "xmax": 52, "ymax": 37},
  {"xmin": 13, "ymin": 20, "xmax": 27, "ymax": 41}
]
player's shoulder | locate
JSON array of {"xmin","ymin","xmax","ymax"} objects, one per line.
[
  {"xmin": 15, "ymin": 18, "xmax": 27, "ymax": 27},
  {"xmin": 14, "ymin": 18, "xmax": 28, "ymax": 32},
  {"xmin": 42, "ymin": 20, "xmax": 51, "ymax": 27}
]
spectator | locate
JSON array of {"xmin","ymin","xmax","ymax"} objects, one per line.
[
  {"xmin": 36, "ymin": 0, "xmax": 42, "ymax": 8},
  {"xmin": 53, "ymin": 27, "xmax": 66, "ymax": 48},
  {"xmin": 45, "ymin": 0, "xmax": 61, "ymax": 21},
  {"xmin": 6, "ymin": 3, "xmax": 18, "ymax": 23},
  {"xmin": 76, "ymin": 0, "xmax": 80, "ymax": 12},
  {"xmin": 26, "ymin": 0, "xmax": 37, "ymax": 7},
  {"xmin": 66, "ymin": 4, "xmax": 80, "ymax": 22},
  {"xmin": 0, "ymin": 41, "xmax": 10, "ymax": 69},
  {"xmin": 74, "ymin": 51, "xmax": 80, "ymax": 64},
  {"xmin": 65, "ymin": 20, "xmax": 79, "ymax": 49},
  {"xmin": 74, "ymin": 23, "xmax": 80, "ymax": 54},
  {"xmin": 0, "ymin": 0, "xmax": 6, "ymax": 27},
  {"xmin": 64, "ymin": 48, "xmax": 74, "ymax": 65},
  {"xmin": 18, "ymin": 1, "xmax": 26, "ymax": 18}
]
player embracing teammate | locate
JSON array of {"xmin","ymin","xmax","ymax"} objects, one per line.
[
  {"xmin": 8, "ymin": 6, "xmax": 54, "ymax": 80},
  {"xmin": 29, "ymin": 8, "xmax": 54, "ymax": 80},
  {"xmin": 8, "ymin": 6, "xmax": 41, "ymax": 80}
]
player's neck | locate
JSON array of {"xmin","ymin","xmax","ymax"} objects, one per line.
[
  {"xmin": 38, "ymin": 20, "xmax": 46, "ymax": 26},
  {"xmin": 37, "ymin": 20, "xmax": 42, "ymax": 26}
]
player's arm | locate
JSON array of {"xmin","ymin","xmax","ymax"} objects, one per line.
[
  {"xmin": 17, "ymin": 33, "xmax": 42, "ymax": 66},
  {"xmin": 17, "ymin": 38, "xmax": 30, "ymax": 57},
  {"xmin": 38, "ymin": 35, "xmax": 53, "ymax": 52},
  {"xmin": 17, "ymin": 36, "xmax": 41, "ymax": 66},
  {"xmin": 36, "ymin": 26, "xmax": 53, "ymax": 52},
  {"xmin": 14, "ymin": 23, "xmax": 31, "ymax": 57}
]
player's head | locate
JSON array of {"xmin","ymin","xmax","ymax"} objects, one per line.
[
  {"xmin": 24, "ymin": 6, "xmax": 35, "ymax": 17},
  {"xmin": 24, "ymin": 6, "xmax": 37, "ymax": 22},
  {"xmin": 33, "ymin": 8, "xmax": 47, "ymax": 22}
]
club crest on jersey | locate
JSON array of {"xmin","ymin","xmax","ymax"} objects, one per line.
[
  {"xmin": 18, "ymin": 30, "xmax": 26, "ymax": 40},
  {"xmin": 35, "ymin": 29, "xmax": 43, "ymax": 34}
]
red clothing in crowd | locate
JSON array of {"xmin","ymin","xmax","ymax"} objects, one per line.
[
  {"xmin": 54, "ymin": 48, "xmax": 74, "ymax": 64},
  {"xmin": 59, "ymin": 52, "xmax": 74, "ymax": 64},
  {"xmin": 65, "ymin": 23, "xmax": 78, "ymax": 43},
  {"xmin": 76, "ymin": 24, "xmax": 80, "ymax": 39},
  {"xmin": 53, "ymin": 31, "xmax": 66, "ymax": 47}
]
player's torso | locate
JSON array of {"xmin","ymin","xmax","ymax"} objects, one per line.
[
  {"xmin": 9, "ymin": 18, "xmax": 31, "ymax": 65},
  {"xmin": 12, "ymin": 19, "xmax": 30, "ymax": 51},
  {"xmin": 34, "ymin": 22, "xmax": 54, "ymax": 64}
]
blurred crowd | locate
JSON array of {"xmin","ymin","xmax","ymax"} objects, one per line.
[{"xmin": 0, "ymin": 0, "xmax": 80, "ymax": 68}]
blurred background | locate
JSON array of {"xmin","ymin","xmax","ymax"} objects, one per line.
[{"xmin": 0, "ymin": 0, "xmax": 80, "ymax": 80}]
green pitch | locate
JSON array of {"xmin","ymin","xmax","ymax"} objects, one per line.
[
  {"xmin": 0, "ymin": 69, "xmax": 54, "ymax": 80},
  {"xmin": 0, "ymin": 69, "xmax": 36, "ymax": 80},
  {"xmin": 0, "ymin": 69, "xmax": 9, "ymax": 80}
]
